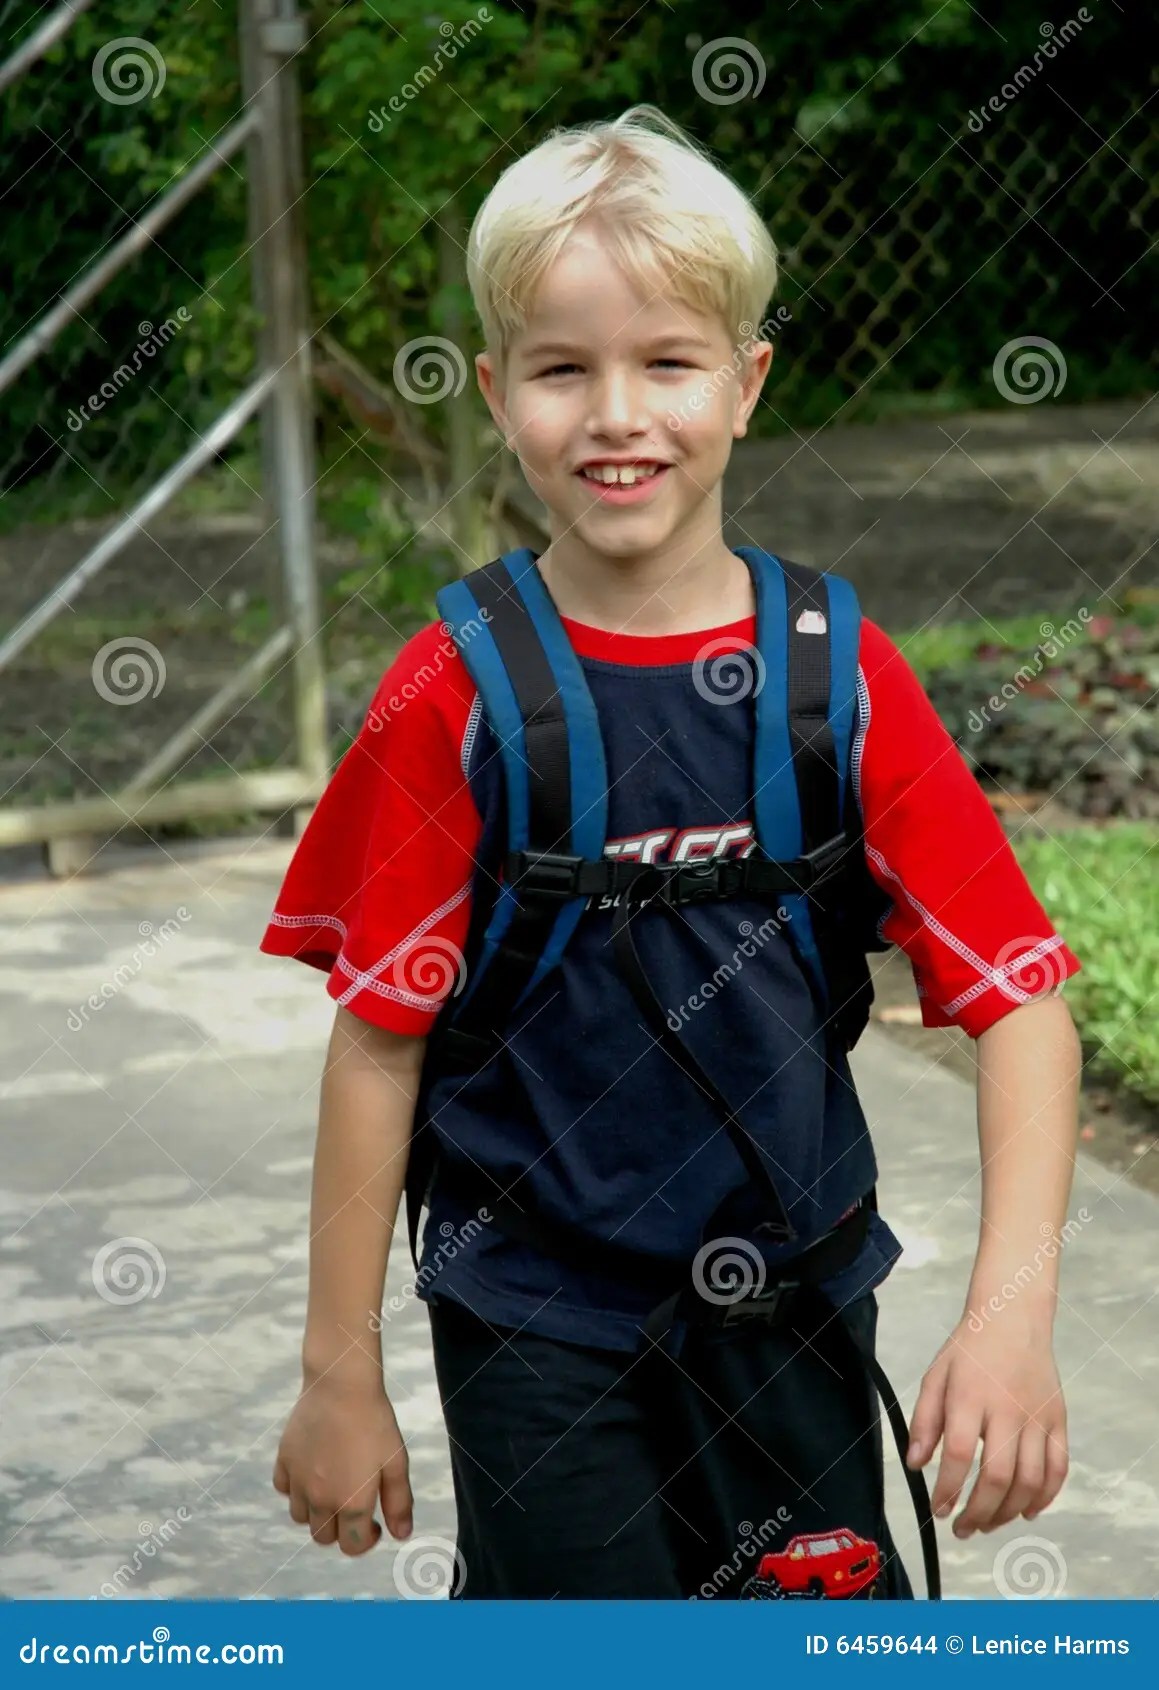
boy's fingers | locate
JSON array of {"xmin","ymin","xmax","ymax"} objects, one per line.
[
  {"xmin": 953, "ymin": 1415, "xmax": 1021, "ymax": 1534},
  {"xmin": 929, "ymin": 1404, "xmax": 982, "ymax": 1518},
  {"xmin": 987, "ymin": 1424, "xmax": 1047, "ymax": 1530},
  {"xmin": 337, "ymin": 1504, "xmax": 382, "ymax": 1557},
  {"xmin": 272, "ymin": 1456, "xmax": 290, "ymax": 1496},
  {"xmin": 334, "ymin": 1475, "xmax": 384, "ymax": 1556},
  {"xmin": 906, "ymin": 1363, "xmax": 949, "ymax": 1468},
  {"xmin": 380, "ymin": 1471, "xmax": 414, "ymax": 1539},
  {"xmin": 288, "ymin": 1485, "xmax": 311, "ymax": 1526},
  {"xmin": 1026, "ymin": 1421, "xmax": 1069, "ymax": 1517},
  {"xmin": 307, "ymin": 1501, "xmax": 339, "ymax": 1546}
]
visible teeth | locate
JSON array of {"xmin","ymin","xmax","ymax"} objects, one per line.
[{"xmin": 582, "ymin": 464, "xmax": 662, "ymax": 485}]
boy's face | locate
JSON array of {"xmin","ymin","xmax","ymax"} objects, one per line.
[{"xmin": 476, "ymin": 226, "xmax": 772, "ymax": 566}]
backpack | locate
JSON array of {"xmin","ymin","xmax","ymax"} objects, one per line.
[{"xmin": 404, "ymin": 543, "xmax": 892, "ymax": 1268}]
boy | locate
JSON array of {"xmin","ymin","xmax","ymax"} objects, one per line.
[{"xmin": 263, "ymin": 105, "xmax": 1081, "ymax": 1600}]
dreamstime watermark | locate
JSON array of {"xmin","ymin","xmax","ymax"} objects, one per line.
[
  {"xmin": 669, "ymin": 308, "xmax": 793, "ymax": 432},
  {"xmin": 392, "ymin": 334, "xmax": 468, "ymax": 404},
  {"xmin": 993, "ymin": 336, "xmax": 1068, "ymax": 403},
  {"xmin": 691, "ymin": 37, "xmax": 767, "ymax": 105},
  {"xmin": 690, "ymin": 1512, "xmax": 794, "ymax": 1599},
  {"xmin": 97, "ymin": 1510, "xmax": 193, "ymax": 1598},
  {"xmin": 666, "ymin": 909, "xmax": 790, "ymax": 1031},
  {"xmin": 966, "ymin": 611, "xmax": 1092, "ymax": 730},
  {"xmin": 91, "ymin": 1237, "xmax": 166, "ymax": 1305},
  {"xmin": 66, "ymin": 312, "xmax": 192, "ymax": 433},
  {"xmin": 391, "ymin": 1533, "xmax": 465, "ymax": 1598},
  {"xmin": 92, "ymin": 637, "xmax": 166, "ymax": 705},
  {"xmin": 993, "ymin": 1534, "xmax": 1068, "ymax": 1598},
  {"xmin": 966, "ymin": 11, "xmax": 1094, "ymax": 132},
  {"xmin": 371, "ymin": 1210, "xmax": 492, "ymax": 1329},
  {"xmin": 967, "ymin": 1212, "xmax": 1090, "ymax": 1333},
  {"xmin": 381, "ymin": 935, "xmax": 468, "ymax": 1012},
  {"xmin": 692, "ymin": 1236, "xmax": 767, "ymax": 1305},
  {"xmin": 367, "ymin": 9, "xmax": 492, "ymax": 132},
  {"xmin": 67, "ymin": 909, "xmax": 192, "ymax": 1032},
  {"xmin": 365, "ymin": 612, "xmax": 491, "ymax": 731},
  {"xmin": 988, "ymin": 934, "xmax": 1072, "ymax": 1005},
  {"xmin": 692, "ymin": 638, "xmax": 765, "ymax": 705},
  {"xmin": 92, "ymin": 37, "xmax": 166, "ymax": 104}
]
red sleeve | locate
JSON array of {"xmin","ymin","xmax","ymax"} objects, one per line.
[
  {"xmin": 856, "ymin": 619, "xmax": 1082, "ymax": 1038},
  {"xmin": 258, "ymin": 621, "xmax": 482, "ymax": 1033}
]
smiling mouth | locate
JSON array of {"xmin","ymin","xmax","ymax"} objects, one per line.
[{"xmin": 577, "ymin": 463, "xmax": 670, "ymax": 487}]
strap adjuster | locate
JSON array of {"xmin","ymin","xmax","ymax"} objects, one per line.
[
  {"xmin": 504, "ymin": 849, "xmax": 587, "ymax": 902},
  {"xmin": 791, "ymin": 830, "xmax": 848, "ymax": 891}
]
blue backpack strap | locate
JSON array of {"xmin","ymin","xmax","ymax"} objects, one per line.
[
  {"xmin": 406, "ymin": 546, "xmax": 607, "ymax": 1270},
  {"xmin": 430, "ymin": 547, "xmax": 608, "ymax": 1057},
  {"xmin": 741, "ymin": 546, "xmax": 871, "ymax": 1049}
]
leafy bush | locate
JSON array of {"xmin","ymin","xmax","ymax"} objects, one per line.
[
  {"xmin": 903, "ymin": 599, "xmax": 1159, "ymax": 820},
  {"xmin": 1013, "ymin": 824, "xmax": 1159, "ymax": 1106}
]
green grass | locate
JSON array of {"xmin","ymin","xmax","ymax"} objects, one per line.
[
  {"xmin": 1012, "ymin": 822, "xmax": 1159, "ymax": 1106},
  {"xmin": 893, "ymin": 599, "xmax": 1159, "ymax": 682}
]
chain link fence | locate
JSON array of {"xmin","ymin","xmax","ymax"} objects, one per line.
[{"xmin": 760, "ymin": 80, "xmax": 1157, "ymax": 419}]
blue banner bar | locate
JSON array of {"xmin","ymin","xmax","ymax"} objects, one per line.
[{"xmin": 1, "ymin": 1600, "xmax": 1155, "ymax": 1685}]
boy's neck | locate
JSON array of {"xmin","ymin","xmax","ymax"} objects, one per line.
[{"xmin": 536, "ymin": 541, "xmax": 755, "ymax": 636}]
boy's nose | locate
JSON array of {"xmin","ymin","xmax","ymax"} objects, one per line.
[{"xmin": 586, "ymin": 371, "xmax": 652, "ymax": 435}]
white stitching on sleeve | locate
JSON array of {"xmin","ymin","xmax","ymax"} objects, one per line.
[
  {"xmin": 460, "ymin": 692, "xmax": 483, "ymax": 778},
  {"xmin": 266, "ymin": 911, "xmax": 348, "ymax": 941},
  {"xmin": 940, "ymin": 934, "xmax": 1064, "ymax": 1017},
  {"xmin": 334, "ymin": 879, "xmax": 473, "ymax": 1009}
]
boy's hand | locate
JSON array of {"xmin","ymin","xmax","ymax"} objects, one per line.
[
  {"xmin": 273, "ymin": 1377, "xmax": 413, "ymax": 1555},
  {"xmin": 905, "ymin": 1318, "xmax": 1068, "ymax": 1538}
]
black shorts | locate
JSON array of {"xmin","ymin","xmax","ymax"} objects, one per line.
[{"xmin": 427, "ymin": 1288, "xmax": 916, "ymax": 1600}]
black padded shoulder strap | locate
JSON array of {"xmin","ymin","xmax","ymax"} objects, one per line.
[{"xmin": 779, "ymin": 556, "xmax": 878, "ymax": 1052}]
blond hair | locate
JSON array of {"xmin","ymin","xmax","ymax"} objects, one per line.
[{"xmin": 466, "ymin": 104, "xmax": 778, "ymax": 379}]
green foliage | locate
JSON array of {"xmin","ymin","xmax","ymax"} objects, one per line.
[
  {"xmin": 1013, "ymin": 825, "xmax": 1159, "ymax": 1106},
  {"xmin": 904, "ymin": 600, "xmax": 1159, "ymax": 823},
  {"xmin": 2, "ymin": 0, "xmax": 1151, "ymax": 519}
]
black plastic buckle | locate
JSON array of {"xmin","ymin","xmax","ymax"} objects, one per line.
[
  {"xmin": 670, "ymin": 857, "xmax": 744, "ymax": 905},
  {"xmin": 505, "ymin": 849, "xmax": 584, "ymax": 902}
]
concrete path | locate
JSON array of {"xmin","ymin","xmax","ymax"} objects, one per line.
[{"xmin": 1, "ymin": 835, "xmax": 1156, "ymax": 1601}]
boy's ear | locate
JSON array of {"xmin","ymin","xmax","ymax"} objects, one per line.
[
  {"xmin": 476, "ymin": 352, "xmax": 510, "ymax": 441},
  {"xmin": 734, "ymin": 340, "xmax": 774, "ymax": 440}
]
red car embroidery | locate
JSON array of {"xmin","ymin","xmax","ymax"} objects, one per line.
[{"xmin": 755, "ymin": 1529, "xmax": 881, "ymax": 1598}]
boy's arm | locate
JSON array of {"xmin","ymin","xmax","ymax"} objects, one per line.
[
  {"xmin": 906, "ymin": 993, "xmax": 1081, "ymax": 1537},
  {"xmin": 271, "ymin": 1008, "xmax": 426, "ymax": 1552},
  {"xmin": 263, "ymin": 626, "xmax": 481, "ymax": 1553},
  {"xmin": 971, "ymin": 994, "xmax": 1081, "ymax": 1343},
  {"xmin": 855, "ymin": 618, "xmax": 1084, "ymax": 1538},
  {"xmin": 301, "ymin": 1008, "xmax": 428, "ymax": 1390}
]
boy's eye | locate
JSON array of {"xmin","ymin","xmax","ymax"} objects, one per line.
[{"xmin": 538, "ymin": 360, "xmax": 691, "ymax": 377}]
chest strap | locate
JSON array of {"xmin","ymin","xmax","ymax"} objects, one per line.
[{"xmin": 504, "ymin": 832, "xmax": 849, "ymax": 906}]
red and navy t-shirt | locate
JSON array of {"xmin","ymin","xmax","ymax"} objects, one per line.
[{"xmin": 260, "ymin": 604, "xmax": 1082, "ymax": 1352}]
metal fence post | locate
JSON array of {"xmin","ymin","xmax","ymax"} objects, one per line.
[{"xmin": 239, "ymin": 0, "xmax": 329, "ymax": 821}]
